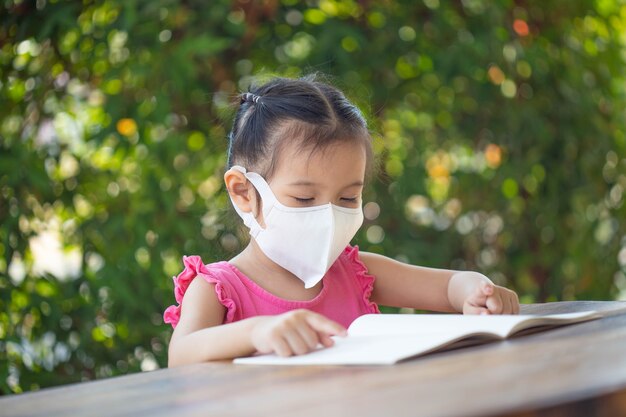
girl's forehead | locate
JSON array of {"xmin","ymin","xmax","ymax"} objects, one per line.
[{"xmin": 272, "ymin": 140, "xmax": 366, "ymax": 184}]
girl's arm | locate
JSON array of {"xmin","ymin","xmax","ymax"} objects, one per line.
[
  {"xmin": 359, "ymin": 251, "xmax": 519, "ymax": 314},
  {"xmin": 167, "ymin": 276, "xmax": 257, "ymax": 366},
  {"xmin": 168, "ymin": 276, "xmax": 346, "ymax": 366}
]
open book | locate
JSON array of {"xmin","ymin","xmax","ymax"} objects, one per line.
[{"xmin": 234, "ymin": 311, "xmax": 600, "ymax": 365}]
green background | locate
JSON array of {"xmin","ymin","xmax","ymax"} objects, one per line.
[{"xmin": 1, "ymin": 0, "xmax": 625, "ymax": 394}]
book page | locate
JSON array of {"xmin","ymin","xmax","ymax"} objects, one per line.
[
  {"xmin": 507, "ymin": 311, "xmax": 601, "ymax": 335},
  {"xmin": 348, "ymin": 311, "xmax": 600, "ymax": 339},
  {"xmin": 234, "ymin": 331, "xmax": 479, "ymax": 365},
  {"xmin": 347, "ymin": 314, "xmax": 525, "ymax": 339}
]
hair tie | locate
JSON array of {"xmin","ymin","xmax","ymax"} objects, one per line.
[{"xmin": 241, "ymin": 92, "xmax": 260, "ymax": 105}]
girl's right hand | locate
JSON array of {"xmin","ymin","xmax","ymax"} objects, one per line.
[{"xmin": 250, "ymin": 310, "xmax": 347, "ymax": 357}]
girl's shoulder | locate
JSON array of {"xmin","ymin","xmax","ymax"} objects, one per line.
[
  {"xmin": 337, "ymin": 245, "xmax": 377, "ymax": 296},
  {"xmin": 163, "ymin": 255, "xmax": 238, "ymax": 328},
  {"xmin": 325, "ymin": 245, "xmax": 379, "ymax": 318},
  {"xmin": 171, "ymin": 255, "xmax": 236, "ymax": 296},
  {"xmin": 338, "ymin": 244, "xmax": 369, "ymax": 276}
]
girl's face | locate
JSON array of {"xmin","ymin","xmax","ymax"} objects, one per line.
[{"xmin": 267, "ymin": 139, "xmax": 367, "ymax": 209}]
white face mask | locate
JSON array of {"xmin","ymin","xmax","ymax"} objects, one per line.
[{"xmin": 229, "ymin": 165, "xmax": 364, "ymax": 289}]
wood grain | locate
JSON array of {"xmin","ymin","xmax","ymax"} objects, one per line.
[{"xmin": 2, "ymin": 301, "xmax": 626, "ymax": 417}]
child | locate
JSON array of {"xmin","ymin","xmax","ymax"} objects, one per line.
[{"xmin": 164, "ymin": 76, "xmax": 519, "ymax": 366}]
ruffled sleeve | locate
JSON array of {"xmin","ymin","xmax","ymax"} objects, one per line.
[
  {"xmin": 163, "ymin": 255, "xmax": 237, "ymax": 328},
  {"xmin": 343, "ymin": 245, "xmax": 380, "ymax": 314}
]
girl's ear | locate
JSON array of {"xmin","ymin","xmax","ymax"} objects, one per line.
[{"xmin": 224, "ymin": 168, "xmax": 258, "ymax": 215}]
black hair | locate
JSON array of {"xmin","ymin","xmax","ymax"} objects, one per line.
[{"xmin": 226, "ymin": 75, "xmax": 373, "ymax": 181}]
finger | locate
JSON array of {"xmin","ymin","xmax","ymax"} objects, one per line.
[
  {"xmin": 496, "ymin": 293, "xmax": 509, "ymax": 314},
  {"xmin": 296, "ymin": 322, "xmax": 322, "ymax": 350},
  {"xmin": 469, "ymin": 281, "xmax": 494, "ymax": 307},
  {"xmin": 271, "ymin": 336, "xmax": 293, "ymax": 357},
  {"xmin": 283, "ymin": 329, "xmax": 310, "ymax": 356},
  {"xmin": 508, "ymin": 294, "xmax": 518, "ymax": 314},
  {"xmin": 464, "ymin": 303, "xmax": 490, "ymax": 315},
  {"xmin": 305, "ymin": 312, "xmax": 347, "ymax": 337},
  {"xmin": 466, "ymin": 285, "xmax": 488, "ymax": 309},
  {"xmin": 319, "ymin": 334, "xmax": 335, "ymax": 348},
  {"xmin": 482, "ymin": 281, "xmax": 495, "ymax": 296},
  {"xmin": 486, "ymin": 292, "xmax": 504, "ymax": 314},
  {"xmin": 501, "ymin": 296, "xmax": 513, "ymax": 314},
  {"xmin": 500, "ymin": 291, "xmax": 517, "ymax": 314}
]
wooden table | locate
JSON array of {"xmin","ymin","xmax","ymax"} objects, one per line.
[{"xmin": 3, "ymin": 301, "xmax": 626, "ymax": 417}]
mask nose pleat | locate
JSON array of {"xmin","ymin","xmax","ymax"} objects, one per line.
[{"xmin": 327, "ymin": 206, "xmax": 337, "ymax": 263}]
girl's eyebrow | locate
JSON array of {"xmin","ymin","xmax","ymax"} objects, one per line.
[{"xmin": 288, "ymin": 180, "xmax": 364, "ymax": 187}]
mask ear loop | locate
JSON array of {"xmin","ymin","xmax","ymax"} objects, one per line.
[{"xmin": 229, "ymin": 165, "xmax": 278, "ymax": 236}]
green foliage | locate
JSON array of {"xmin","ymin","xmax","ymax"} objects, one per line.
[{"xmin": 1, "ymin": 0, "xmax": 625, "ymax": 393}]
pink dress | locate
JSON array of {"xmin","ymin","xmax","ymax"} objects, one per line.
[{"xmin": 163, "ymin": 245, "xmax": 380, "ymax": 329}]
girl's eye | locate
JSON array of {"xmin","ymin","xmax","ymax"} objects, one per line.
[{"xmin": 292, "ymin": 197, "xmax": 359, "ymax": 204}]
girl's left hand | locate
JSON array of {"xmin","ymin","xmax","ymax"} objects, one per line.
[{"xmin": 463, "ymin": 281, "xmax": 520, "ymax": 315}]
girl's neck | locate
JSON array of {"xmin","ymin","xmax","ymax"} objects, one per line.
[{"xmin": 228, "ymin": 240, "xmax": 323, "ymax": 301}]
